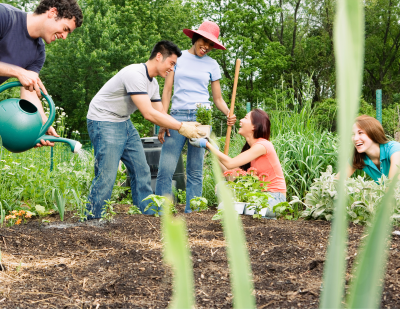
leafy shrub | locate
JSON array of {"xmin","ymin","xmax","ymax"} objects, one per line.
[
  {"xmin": 290, "ymin": 166, "xmax": 400, "ymax": 225},
  {"xmin": 189, "ymin": 197, "xmax": 208, "ymax": 212}
]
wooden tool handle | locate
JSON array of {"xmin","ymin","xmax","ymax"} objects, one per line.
[{"xmin": 224, "ymin": 59, "xmax": 241, "ymax": 155}]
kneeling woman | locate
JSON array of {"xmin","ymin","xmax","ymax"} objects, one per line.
[
  {"xmin": 191, "ymin": 109, "xmax": 287, "ymax": 216},
  {"xmin": 346, "ymin": 114, "xmax": 400, "ymax": 181}
]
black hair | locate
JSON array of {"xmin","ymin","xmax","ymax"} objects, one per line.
[
  {"xmin": 149, "ymin": 40, "xmax": 182, "ymax": 60},
  {"xmin": 240, "ymin": 109, "xmax": 271, "ymax": 171},
  {"xmin": 192, "ymin": 33, "xmax": 202, "ymax": 45},
  {"xmin": 34, "ymin": 0, "xmax": 83, "ymax": 27}
]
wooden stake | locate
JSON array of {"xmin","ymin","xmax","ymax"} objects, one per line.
[{"xmin": 224, "ymin": 59, "xmax": 241, "ymax": 155}]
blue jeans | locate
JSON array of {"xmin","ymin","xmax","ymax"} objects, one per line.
[
  {"xmin": 86, "ymin": 119, "xmax": 153, "ymax": 219},
  {"xmin": 155, "ymin": 110, "xmax": 205, "ymax": 213},
  {"xmin": 263, "ymin": 192, "xmax": 286, "ymax": 218}
]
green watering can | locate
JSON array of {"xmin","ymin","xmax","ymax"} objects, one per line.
[{"xmin": 0, "ymin": 81, "xmax": 82, "ymax": 153}]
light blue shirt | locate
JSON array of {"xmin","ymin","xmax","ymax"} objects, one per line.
[
  {"xmin": 171, "ymin": 50, "xmax": 221, "ymax": 110},
  {"xmin": 362, "ymin": 141, "xmax": 400, "ymax": 182}
]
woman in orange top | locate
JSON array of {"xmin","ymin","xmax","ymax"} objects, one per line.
[{"xmin": 190, "ymin": 109, "xmax": 286, "ymax": 217}]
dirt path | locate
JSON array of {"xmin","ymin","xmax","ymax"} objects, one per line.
[{"xmin": 0, "ymin": 206, "xmax": 399, "ymax": 308}]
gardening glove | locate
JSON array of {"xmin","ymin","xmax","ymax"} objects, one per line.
[
  {"xmin": 158, "ymin": 126, "xmax": 170, "ymax": 144},
  {"xmin": 189, "ymin": 137, "xmax": 220, "ymax": 150},
  {"xmin": 178, "ymin": 122, "xmax": 206, "ymax": 139},
  {"xmin": 189, "ymin": 138, "xmax": 208, "ymax": 148}
]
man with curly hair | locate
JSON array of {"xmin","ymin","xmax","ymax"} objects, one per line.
[{"xmin": 0, "ymin": 0, "xmax": 83, "ymax": 146}]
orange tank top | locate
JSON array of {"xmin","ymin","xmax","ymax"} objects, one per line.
[{"xmin": 251, "ymin": 138, "xmax": 286, "ymax": 193}]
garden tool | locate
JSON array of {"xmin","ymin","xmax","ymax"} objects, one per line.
[
  {"xmin": 0, "ymin": 81, "xmax": 82, "ymax": 153},
  {"xmin": 224, "ymin": 59, "xmax": 241, "ymax": 155}
]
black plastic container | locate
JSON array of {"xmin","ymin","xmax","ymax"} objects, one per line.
[{"xmin": 125, "ymin": 136, "xmax": 186, "ymax": 192}]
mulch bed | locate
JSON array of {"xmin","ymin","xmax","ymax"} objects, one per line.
[{"xmin": 0, "ymin": 205, "xmax": 399, "ymax": 308}]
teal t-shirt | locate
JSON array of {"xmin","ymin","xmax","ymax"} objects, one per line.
[{"xmin": 362, "ymin": 141, "xmax": 400, "ymax": 182}]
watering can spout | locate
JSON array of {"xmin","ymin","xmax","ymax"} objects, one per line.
[{"xmin": 35, "ymin": 135, "xmax": 82, "ymax": 153}]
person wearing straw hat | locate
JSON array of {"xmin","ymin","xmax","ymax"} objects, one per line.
[{"xmin": 156, "ymin": 20, "xmax": 236, "ymax": 213}]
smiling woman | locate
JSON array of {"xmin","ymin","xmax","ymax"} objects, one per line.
[
  {"xmin": 155, "ymin": 21, "xmax": 237, "ymax": 213},
  {"xmin": 346, "ymin": 114, "xmax": 400, "ymax": 182}
]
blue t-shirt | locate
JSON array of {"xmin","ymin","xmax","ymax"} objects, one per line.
[
  {"xmin": 171, "ymin": 50, "xmax": 221, "ymax": 110},
  {"xmin": 362, "ymin": 141, "xmax": 400, "ymax": 182},
  {"xmin": 0, "ymin": 4, "xmax": 46, "ymax": 84}
]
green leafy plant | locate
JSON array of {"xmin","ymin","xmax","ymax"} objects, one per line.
[
  {"xmin": 101, "ymin": 199, "xmax": 116, "ymax": 222},
  {"xmin": 211, "ymin": 153, "xmax": 255, "ymax": 307},
  {"xmin": 127, "ymin": 205, "xmax": 142, "ymax": 215},
  {"xmin": 176, "ymin": 189, "xmax": 186, "ymax": 205},
  {"xmin": 0, "ymin": 201, "xmax": 5, "ymax": 227},
  {"xmin": 35, "ymin": 204, "xmax": 50, "ymax": 217},
  {"xmin": 143, "ymin": 194, "xmax": 166, "ymax": 217},
  {"xmin": 161, "ymin": 197, "xmax": 194, "ymax": 308},
  {"xmin": 273, "ymin": 202, "xmax": 295, "ymax": 220},
  {"xmin": 196, "ymin": 104, "xmax": 213, "ymax": 126},
  {"xmin": 189, "ymin": 196, "xmax": 208, "ymax": 212},
  {"xmin": 290, "ymin": 166, "xmax": 400, "ymax": 225},
  {"xmin": 71, "ymin": 189, "xmax": 92, "ymax": 222},
  {"xmin": 246, "ymin": 191, "xmax": 272, "ymax": 219},
  {"xmin": 52, "ymin": 188, "xmax": 67, "ymax": 221},
  {"xmin": 212, "ymin": 209, "xmax": 224, "ymax": 221}
]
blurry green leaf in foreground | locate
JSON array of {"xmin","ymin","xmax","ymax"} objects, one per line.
[
  {"xmin": 320, "ymin": 0, "xmax": 365, "ymax": 307},
  {"xmin": 161, "ymin": 198, "xmax": 194, "ymax": 309},
  {"xmin": 211, "ymin": 153, "xmax": 255, "ymax": 308},
  {"xmin": 347, "ymin": 176, "xmax": 398, "ymax": 308}
]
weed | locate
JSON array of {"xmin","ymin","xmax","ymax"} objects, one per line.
[
  {"xmin": 101, "ymin": 199, "xmax": 116, "ymax": 222},
  {"xmin": 127, "ymin": 205, "xmax": 142, "ymax": 215},
  {"xmin": 177, "ymin": 189, "xmax": 186, "ymax": 205}
]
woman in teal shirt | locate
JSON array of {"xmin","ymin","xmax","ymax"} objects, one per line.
[{"xmin": 346, "ymin": 115, "xmax": 400, "ymax": 182}]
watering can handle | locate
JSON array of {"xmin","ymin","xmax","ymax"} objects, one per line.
[{"xmin": 0, "ymin": 81, "xmax": 55, "ymax": 137}]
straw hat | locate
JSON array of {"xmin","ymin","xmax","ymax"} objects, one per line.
[{"xmin": 183, "ymin": 21, "xmax": 226, "ymax": 50}]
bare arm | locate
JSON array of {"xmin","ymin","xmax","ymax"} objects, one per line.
[
  {"xmin": 336, "ymin": 163, "xmax": 356, "ymax": 180},
  {"xmin": 211, "ymin": 80, "xmax": 236, "ymax": 126},
  {"xmin": 388, "ymin": 152, "xmax": 400, "ymax": 179},
  {"xmin": 131, "ymin": 94, "xmax": 181, "ymax": 130},
  {"xmin": 161, "ymin": 71, "xmax": 174, "ymax": 114},
  {"xmin": 152, "ymin": 100, "xmax": 164, "ymax": 112},
  {"xmin": 206, "ymin": 141, "xmax": 266, "ymax": 170},
  {"xmin": 0, "ymin": 62, "xmax": 47, "ymax": 97}
]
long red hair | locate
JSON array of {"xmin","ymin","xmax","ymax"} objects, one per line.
[{"xmin": 353, "ymin": 115, "xmax": 388, "ymax": 169}]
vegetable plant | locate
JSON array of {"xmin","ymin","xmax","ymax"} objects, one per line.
[
  {"xmin": 101, "ymin": 199, "xmax": 116, "ymax": 222},
  {"xmin": 143, "ymin": 194, "xmax": 167, "ymax": 217},
  {"xmin": 189, "ymin": 196, "xmax": 208, "ymax": 212},
  {"xmin": 195, "ymin": 104, "xmax": 213, "ymax": 126},
  {"xmin": 246, "ymin": 191, "xmax": 272, "ymax": 219},
  {"xmin": 176, "ymin": 189, "xmax": 186, "ymax": 205},
  {"xmin": 127, "ymin": 205, "xmax": 142, "ymax": 215},
  {"xmin": 273, "ymin": 202, "xmax": 295, "ymax": 220},
  {"xmin": 52, "ymin": 188, "xmax": 67, "ymax": 221}
]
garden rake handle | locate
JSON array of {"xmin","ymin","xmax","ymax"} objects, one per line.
[{"xmin": 224, "ymin": 59, "xmax": 241, "ymax": 155}]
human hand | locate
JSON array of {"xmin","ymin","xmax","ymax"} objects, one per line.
[
  {"xmin": 17, "ymin": 69, "xmax": 48, "ymax": 97},
  {"xmin": 35, "ymin": 126, "xmax": 59, "ymax": 148},
  {"xmin": 178, "ymin": 122, "xmax": 206, "ymax": 139},
  {"xmin": 227, "ymin": 113, "xmax": 236, "ymax": 126},
  {"xmin": 158, "ymin": 127, "xmax": 170, "ymax": 144},
  {"xmin": 189, "ymin": 137, "xmax": 220, "ymax": 150},
  {"xmin": 189, "ymin": 138, "xmax": 208, "ymax": 148}
]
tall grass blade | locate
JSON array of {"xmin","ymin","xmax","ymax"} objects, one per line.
[
  {"xmin": 320, "ymin": 0, "xmax": 364, "ymax": 308},
  {"xmin": 161, "ymin": 198, "xmax": 194, "ymax": 309},
  {"xmin": 211, "ymin": 153, "xmax": 255, "ymax": 308},
  {"xmin": 347, "ymin": 176, "xmax": 398, "ymax": 308},
  {"xmin": 52, "ymin": 188, "xmax": 66, "ymax": 221}
]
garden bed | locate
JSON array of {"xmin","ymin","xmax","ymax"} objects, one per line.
[{"xmin": 0, "ymin": 205, "xmax": 399, "ymax": 308}]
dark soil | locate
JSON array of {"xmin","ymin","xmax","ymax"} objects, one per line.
[{"xmin": 0, "ymin": 205, "xmax": 400, "ymax": 308}]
